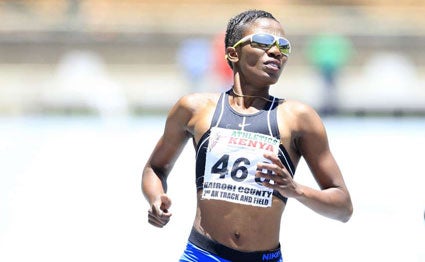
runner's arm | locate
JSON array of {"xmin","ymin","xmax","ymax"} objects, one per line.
[
  {"xmin": 142, "ymin": 96, "xmax": 193, "ymax": 226},
  {"xmin": 294, "ymin": 105, "xmax": 353, "ymax": 222}
]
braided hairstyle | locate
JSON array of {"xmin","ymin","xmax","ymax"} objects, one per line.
[{"xmin": 224, "ymin": 10, "xmax": 278, "ymax": 68}]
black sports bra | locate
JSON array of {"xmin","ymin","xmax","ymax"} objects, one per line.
[{"xmin": 195, "ymin": 90, "xmax": 295, "ymax": 203}]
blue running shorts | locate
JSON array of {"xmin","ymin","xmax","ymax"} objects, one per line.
[{"xmin": 179, "ymin": 228, "xmax": 283, "ymax": 262}]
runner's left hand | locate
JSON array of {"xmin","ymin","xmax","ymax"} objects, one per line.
[{"xmin": 256, "ymin": 152, "xmax": 301, "ymax": 198}]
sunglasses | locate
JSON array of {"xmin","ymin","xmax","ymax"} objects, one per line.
[{"xmin": 232, "ymin": 33, "xmax": 291, "ymax": 57}]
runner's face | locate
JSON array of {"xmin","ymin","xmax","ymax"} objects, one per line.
[{"xmin": 235, "ymin": 18, "xmax": 288, "ymax": 86}]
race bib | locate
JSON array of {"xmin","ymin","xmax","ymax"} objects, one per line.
[{"xmin": 202, "ymin": 127, "xmax": 280, "ymax": 208}]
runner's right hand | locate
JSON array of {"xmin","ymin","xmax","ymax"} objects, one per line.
[{"xmin": 148, "ymin": 194, "xmax": 172, "ymax": 227}]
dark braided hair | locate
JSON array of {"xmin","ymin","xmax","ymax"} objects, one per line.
[{"xmin": 224, "ymin": 10, "xmax": 278, "ymax": 68}]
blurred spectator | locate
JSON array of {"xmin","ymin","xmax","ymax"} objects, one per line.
[
  {"xmin": 176, "ymin": 38, "xmax": 211, "ymax": 92},
  {"xmin": 362, "ymin": 52, "xmax": 422, "ymax": 112},
  {"xmin": 41, "ymin": 50, "xmax": 129, "ymax": 120},
  {"xmin": 211, "ymin": 32, "xmax": 233, "ymax": 91},
  {"xmin": 363, "ymin": 52, "xmax": 417, "ymax": 86},
  {"xmin": 306, "ymin": 33, "xmax": 353, "ymax": 115}
]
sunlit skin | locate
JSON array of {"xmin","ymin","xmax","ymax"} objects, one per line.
[{"xmin": 142, "ymin": 17, "xmax": 352, "ymax": 252}]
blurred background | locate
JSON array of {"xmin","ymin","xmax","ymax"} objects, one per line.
[
  {"xmin": 0, "ymin": 1, "xmax": 424, "ymax": 262},
  {"xmin": 0, "ymin": 0, "xmax": 424, "ymax": 115}
]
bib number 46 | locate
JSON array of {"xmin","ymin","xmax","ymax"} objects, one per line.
[{"xmin": 211, "ymin": 154, "xmax": 272, "ymax": 184}]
